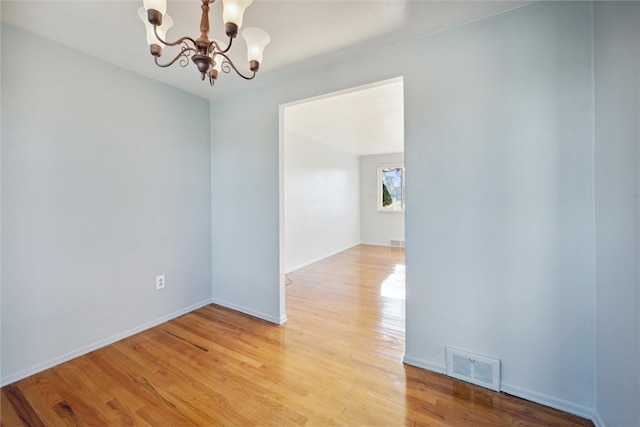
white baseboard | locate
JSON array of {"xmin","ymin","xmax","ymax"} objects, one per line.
[
  {"xmin": 402, "ymin": 355, "xmax": 594, "ymax": 422},
  {"xmin": 591, "ymin": 411, "xmax": 607, "ymax": 427},
  {"xmin": 361, "ymin": 241, "xmax": 405, "ymax": 248},
  {"xmin": 402, "ymin": 354, "xmax": 446, "ymax": 374},
  {"xmin": 284, "ymin": 243, "xmax": 359, "ymax": 274},
  {"xmin": 212, "ymin": 297, "xmax": 287, "ymax": 325},
  {"xmin": 499, "ymin": 383, "xmax": 593, "ymax": 420},
  {"xmin": 0, "ymin": 298, "xmax": 214, "ymax": 387}
]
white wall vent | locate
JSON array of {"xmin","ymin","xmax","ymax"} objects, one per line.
[
  {"xmin": 445, "ymin": 346, "xmax": 501, "ymax": 392},
  {"xmin": 390, "ymin": 239, "xmax": 405, "ymax": 247}
]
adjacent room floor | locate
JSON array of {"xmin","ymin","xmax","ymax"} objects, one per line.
[{"xmin": 1, "ymin": 244, "xmax": 592, "ymax": 426}]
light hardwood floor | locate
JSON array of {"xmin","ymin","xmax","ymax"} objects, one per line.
[{"xmin": 1, "ymin": 244, "xmax": 593, "ymax": 426}]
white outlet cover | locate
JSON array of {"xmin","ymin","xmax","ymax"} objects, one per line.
[{"xmin": 156, "ymin": 275, "xmax": 166, "ymax": 290}]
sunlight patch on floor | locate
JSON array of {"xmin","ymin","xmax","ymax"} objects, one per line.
[{"xmin": 380, "ymin": 264, "xmax": 405, "ymax": 300}]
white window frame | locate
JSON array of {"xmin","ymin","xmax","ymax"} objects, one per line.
[{"xmin": 377, "ymin": 163, "xmax": 405, "ymax": 213}]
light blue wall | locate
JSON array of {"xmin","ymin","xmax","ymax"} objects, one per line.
[
  {"xmin": 403, "ymin": 2, "xmax": 595, "ymax": 416},
  {"xmin": 4, "ymin": 2, "xmax": 636, "ymax": 421},
  {"xmin": 210, "ymin": 92, "xmax": 286, "ymax": 323},
  {"xmin": 210, "ymin": 2, "xmax": 596, "ymax": 415},
  {"xmin": 1, "ymin": 25, "xmax": 212, "ymax": 385},
  {"xmin": 594, "ymin": 2, "xmax": 640, "ymax": 427}
]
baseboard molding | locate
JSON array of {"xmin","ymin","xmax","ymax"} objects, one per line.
[
  {"xmin": 0, "ymin": 298, "xmax": 214, "ymax": 387},
  {"xmin": 500, "ymin": 383, "xmax": 593, "ymax": 420},
  {"xmin": 402, "ymin": 355, "xmax": 594, "ymax": 421},
  {"xmin": 402, "ymin": 354, "xmax": 446, "ymax": 374},
  {"xmin": 284, "ymin": 243, "xmax": 359, "ymax": 274},
  {"xmin": 212, "ymin": 297, "xmax": 287, "ymax": 325},
  {"xmin": 361, "ymin": 241, "xmax": 405, "ymax": 248},
  {"xmin": 591, "ymin": 411, "xmax": 606, "ymax": 427}
]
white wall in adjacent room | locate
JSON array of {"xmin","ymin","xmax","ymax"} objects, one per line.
[
  {"xmin": 283, "ymin": 130, "xmax": 360, "ymax": 273},
  {"xmin": 360, "ymin": 153, "xmax": 405, "ymax": 247}
]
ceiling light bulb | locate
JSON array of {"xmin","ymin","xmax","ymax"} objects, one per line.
[
  {"xmin": 222, "ymin": 0, "xmax": 253, "ymax": 35},
  {"xmin": 242, "ymin": 27, "xmax": 270, "ymax": 66},
  {"xmin": 138, "ymin": 8, "xmax": 173, "ymax": 45}
]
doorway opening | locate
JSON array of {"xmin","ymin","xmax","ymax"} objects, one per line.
[{"xmin": 278, "ymin": 76, "xmax": 405, "ymax": 326}]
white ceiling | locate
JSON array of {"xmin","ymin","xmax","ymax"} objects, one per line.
[
  {"xmin": 1, "ymin": 0, "xmax": 527, "ymax": 101},
  {"xmin": 285, "ymin": 78, "xmax": 404, "ymax": 156},
  {"xmin": 1, "ymin": 0, "xmax": 528, "ymax": 156}
]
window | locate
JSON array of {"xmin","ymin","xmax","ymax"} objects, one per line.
[{"xmin": 377, "ymin": 163, "xmax": 405, "ymax": 212}]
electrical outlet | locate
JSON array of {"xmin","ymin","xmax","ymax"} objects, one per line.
[{"xmin": 156, "ymin": 275, "xmax": 166, "ymax": 290}]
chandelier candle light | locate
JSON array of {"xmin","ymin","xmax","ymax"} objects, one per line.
[{"xmin": 138, "ymin": 0, "xmax": 270, "ymax": 86}]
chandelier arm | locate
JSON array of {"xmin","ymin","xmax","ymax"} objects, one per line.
[
  {"xmin": 221, "ymin": 35, "xmax": 234, "ymax": 54},
  {"xmin": 216, "ymin": 52, "xmax": 257, "ymax": 80},
  {"xmin": 153, "ymin": 25, "xmax": 197, "ymax": 48},
  {"xmin": 154, "ymin": 46, "xmax": 196, "ymax": 68},
  {"xmin": 208, "ymin": 35, "xmax": 234, "ymax": 56}
]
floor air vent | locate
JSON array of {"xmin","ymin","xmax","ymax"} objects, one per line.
[
  {"xmin": 445, "ymin": 346, "xmax": 501, "ymax": 392},
  {"xmin": 390, "ymin": 239, "xmax": 405, "ymax": 247}
]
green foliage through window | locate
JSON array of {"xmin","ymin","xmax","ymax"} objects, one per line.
[{"xmin": 382, "ymin": 183, "xmax": 393, "ymax": 207}]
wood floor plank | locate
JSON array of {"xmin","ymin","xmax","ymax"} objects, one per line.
[
  {"xmin": 1, "ymin": 386, "xmax": 31, "ymax": 427},
  {"xmin": 10, "ymin": 375, "xmax": 68, "ymax": 426},
  {"xmin": 1, "ymin": 245, "xmax": 593, "ymax": 426},
  {"xmin": 1, "ymin": 384, "xmax": 45, "ymax": 427}
]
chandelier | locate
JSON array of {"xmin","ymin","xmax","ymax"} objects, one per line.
[{"xmin": 138, "ymin": 0, "xmax": 270, "ymax": 86}]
